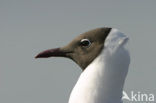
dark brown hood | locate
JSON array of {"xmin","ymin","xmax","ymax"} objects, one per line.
[{"xmin": 35, "ymin": 27, "xmax": 111, "ymax": 70}]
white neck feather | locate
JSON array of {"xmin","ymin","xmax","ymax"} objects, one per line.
[{"xmin": 68, "ymin": 29, "xmax": 130, "ymax": 103}]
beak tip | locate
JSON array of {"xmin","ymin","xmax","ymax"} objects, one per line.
[
  {"xmin": 35, "ymin": 54, "xmax": 41, "ymax": 59},
  {"xmin": 35, "ymin": 55, "xmax": 38, "ymax": 59},
  {"xmin": 35, "ymin": 49, "xmax": 53, "ymax": 59},
  {"xmin": 35, "ymin": 53, "xmax": 48, "ymax": 58}
]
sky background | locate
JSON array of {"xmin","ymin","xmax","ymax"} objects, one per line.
[{"xmin": 0, "ymin": 0, "xmax": 156, "ymax": 103}]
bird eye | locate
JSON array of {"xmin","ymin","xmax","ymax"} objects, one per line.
[{"xmin": 80, "ymin": 39, "xmax": 91, "ymax": 47}]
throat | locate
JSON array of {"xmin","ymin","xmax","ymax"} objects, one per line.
[{"xmin": 69, "ymin": 48, "xmax": 129, "ymax": 103}]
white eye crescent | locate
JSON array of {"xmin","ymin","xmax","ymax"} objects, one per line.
[{"xmin": 80, "ymin": 39, "xmax": 91, "ymax": 47}]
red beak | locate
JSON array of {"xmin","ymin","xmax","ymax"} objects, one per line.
[{"xmin": 35, "ymin": 48, "xmax": 71, "ymax": 58}]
